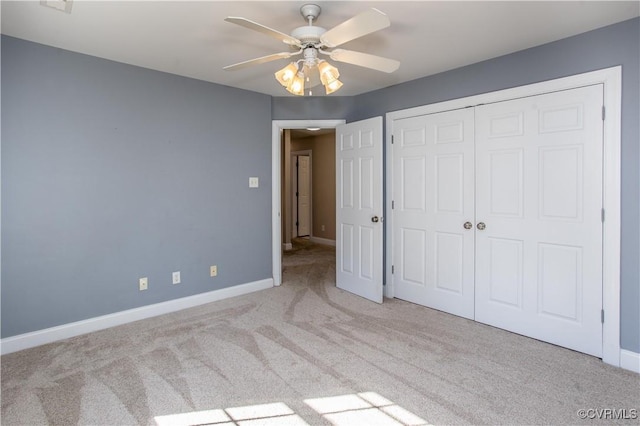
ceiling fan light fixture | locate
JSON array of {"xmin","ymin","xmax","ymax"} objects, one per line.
[
  {"xmin": 317, "ymin": 60, "xmax": 342, "ymax": 94},
  {"xmin": 225, "ymin": 5, "xmax": 399, "ymax": 96},
  {"xmin": 317, "ymin": 61, "xmax": 339, "ymax": 86},
  {"xmin": 286, "ymin": 72, "xmax": 305, "ymax": 96},
  {"xmin": 324, "ymin": 78, "xmax": 343, "ymax": 95},
  {"xmin": 275, "ymin": 62, "xmax": 299, "ymax": 87},
  {"xmin": 277, "ymin": 58, "xmax": 342, "ymax": 96}
]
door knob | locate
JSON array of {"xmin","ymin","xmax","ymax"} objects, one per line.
[
  {"xmin": 371, "ymin": 216, "xmax": 379, "ymax": 223},
  {"xmin": 463, "ymin": 221, "xmax": 473, "ymax": 230},
  {"xmin": 477, "ymin": 222, "xmax": 486, "ymax": 230}
]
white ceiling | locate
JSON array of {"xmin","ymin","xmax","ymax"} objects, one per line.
[{"xmin": 2, "ymin": 1, "xmax": 638, "ymax": 97}]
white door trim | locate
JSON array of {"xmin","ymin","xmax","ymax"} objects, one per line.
[
  {"xmin": 272, "ymin": 120, "xmax": 346, "ymax": 287},
  {"xmin": 386, "ymin": 66, "xmax": 622, "ymax": 367}
]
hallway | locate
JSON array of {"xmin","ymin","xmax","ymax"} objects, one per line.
[{"xmin": 282, "ymin": 238, "xmax": 336, "ymax": 291}]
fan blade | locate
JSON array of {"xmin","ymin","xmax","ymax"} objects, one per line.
[
  {"xmin": 320, "ymin": 8, "xmax": 390, "ymax": 48},
  {"xmin": 223, "ymin": 52, "xmax": 299, "ymax": 71},
  {"xmin": 329, "ymin": 49, "xmax": 399, "ymax": 73},
  {"xmin": 225, "ymin": 17, "xmax": 300, "ymax": 46}
]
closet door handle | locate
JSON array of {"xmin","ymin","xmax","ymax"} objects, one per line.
[
  {"xmin": 463, "ymin": 221, "xmax": 473, "ymax": 230},
  {"xmin": 477, "ymin": 222, "xmax": 486, "ymax": 230}
]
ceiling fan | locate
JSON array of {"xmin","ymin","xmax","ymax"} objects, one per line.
[{"xmin": 223, "ymin": 4, "xmax": 400, "ymax": 96}]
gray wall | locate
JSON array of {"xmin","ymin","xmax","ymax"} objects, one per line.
[
  {"xmin": 349, "ymin": 18, "xmax": 640, "ymax": 353},
  {"xmin": 2, "ymin": 36, "xmax": 272, "ymax": 338},
  {"xmin": 272, "ymin": 95, "xmax": 355, "ymax": 120}
]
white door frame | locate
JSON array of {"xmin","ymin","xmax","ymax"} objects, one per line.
[
  {"xmin": 386, "ymin": 66, "xmax": 622, "ymax": 367},
  {"xmin": 272, "ymin": 120, "xmax": 345, "ymax": 287}
]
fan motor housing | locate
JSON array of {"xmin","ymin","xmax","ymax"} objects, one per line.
[{"xmin": 291, "ymin": 25, "xmax": 326, "ymax": 45}]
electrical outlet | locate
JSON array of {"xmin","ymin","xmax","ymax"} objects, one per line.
[
  {"xmin": 249, "ymin": 177, "xmax": 259, "ymax": 188},
  {"xmin": 210, "ymin": 265, "xmax": 218, "ymax": 277},
  {"xmin": 139, "ymin": 277, "xmax": 148, "ymax": 291},
  {"xmin": 172, "ymin": 271, "xmax": 180, "ymax": 285}
]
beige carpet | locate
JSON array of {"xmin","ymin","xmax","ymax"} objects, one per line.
[{"xmin": 2, "ymin": 238, "xmax": 638, "ymax": 425}]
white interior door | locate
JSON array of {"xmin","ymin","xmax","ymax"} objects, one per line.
[
  {"xmin": 474, "ymin": 85, "xmax": 603, "ymax": 357},
  {"xmin": 336, "ymin": 117, "xmax": 383, "ymax": 303},
  {"xmin": 392, "ymin": 109, "xmax": 476, "ymax": 319},
  {"xmin": 297, "ymin": 155, "xmax": 311, "ymax": 237},
  {"xmin": 291, "ymin": 155, "xmax": 298, "ymax": 238}
]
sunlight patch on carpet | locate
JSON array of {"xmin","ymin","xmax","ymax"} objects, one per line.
[
  {"xmin": 305, "ymin": 392, "xmax": 430, "ymax": 426},
  {"xmin": 154, "ymin": 402, "xmax": 307, "ymax": 426},
  {"xmin": 154, "ymin": 392, "xmax": 429, "ymax": 426}
]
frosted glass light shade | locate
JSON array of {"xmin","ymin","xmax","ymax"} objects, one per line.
[
  {"xmin": 276, "ymin": 60, "xmax": 343, "ymax": 96},
  {"xmin": 275, "ymin": 63, "xmax": 298, "ymax": 87},
  {"xmin": 318, "ymin": 62, "xmax": 339, "ymax": 84},
  {"xmin": 324, "ymin": 78, "xmax": 343, "ymax": 94},
  {"xmin": 286, "ymin": 73, "xmax": 305, "ymax": 96}
]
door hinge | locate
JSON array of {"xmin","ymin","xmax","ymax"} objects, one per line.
[
  {"xmin": 391, "ymin": 135, "xmax": 394, "ymax": 144},
  {"xmin": 601, "ymin": 208, "xmax": 605, "ymax": 222},
  {"xmin": 602, "ymin": 106, "xmax": 606, "ymax": 121},
  {"xmin": 392, "ymin": 200, "xmax": 395, "ymax": 209},
  {"xmin": 601, "ymin": 309, "xmax": 605, "ymax": 323},
  {"xmin": 392, "ymin": 265, "xmax": 395, "ymax": 274}
]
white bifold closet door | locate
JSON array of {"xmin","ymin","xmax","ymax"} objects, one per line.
[
  {"xmin": 392, "ymin": 84, "xmax": 604, "ymax": 357},
  {"xmin": 474, "ymin": 85, "xmax": 603, "ymax": 357},
  {"xmin": 392, "ymin": 109, "xmax": 476, "ymax": 319}
]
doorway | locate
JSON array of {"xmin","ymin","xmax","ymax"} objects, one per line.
[
  {"xmin": 283, "ymin": 129, "xmax": 336, "ymax": 290},
  {"xmin": 284, "ymin": 129, "xmax": 336, "ymax": 248},
  {"xmin": 275, "ymin": 118, "xmax": 385, "ymax": 304},
  {"xmin": 272, "ymin": 120, "xmax": 345, "ymax": 287}
]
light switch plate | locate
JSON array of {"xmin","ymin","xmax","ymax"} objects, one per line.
[
  {"xmin": 249, "ymin": 177, "xmax": 259, "ymax": 188},
  {"xmin": 40, "ymin": 0, "xmax": 73, "ymax": 13}
]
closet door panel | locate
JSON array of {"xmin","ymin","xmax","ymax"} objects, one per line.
[
  {"xmin": 392, "ymin": 109, "xmax": 475, "ymax": 319},
  {"xmin": 474, "ymin": 85, "xmax": 603, "ymax": 357}
]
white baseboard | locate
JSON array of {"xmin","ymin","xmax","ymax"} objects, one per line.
[
  {"xmin": 283, "ymin": 243, "xmax": 293, "ymax": 251},
  {"xmin": 310, "ymin": 236, "xmax": 336, "ymax": 246},
  {"xmin": 0, "ymin": 278, "xmax": 273, "ymax": 355},
  {"xmin": 620, "ymin": 349, "xmax": 640, "ymax": 373}
]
